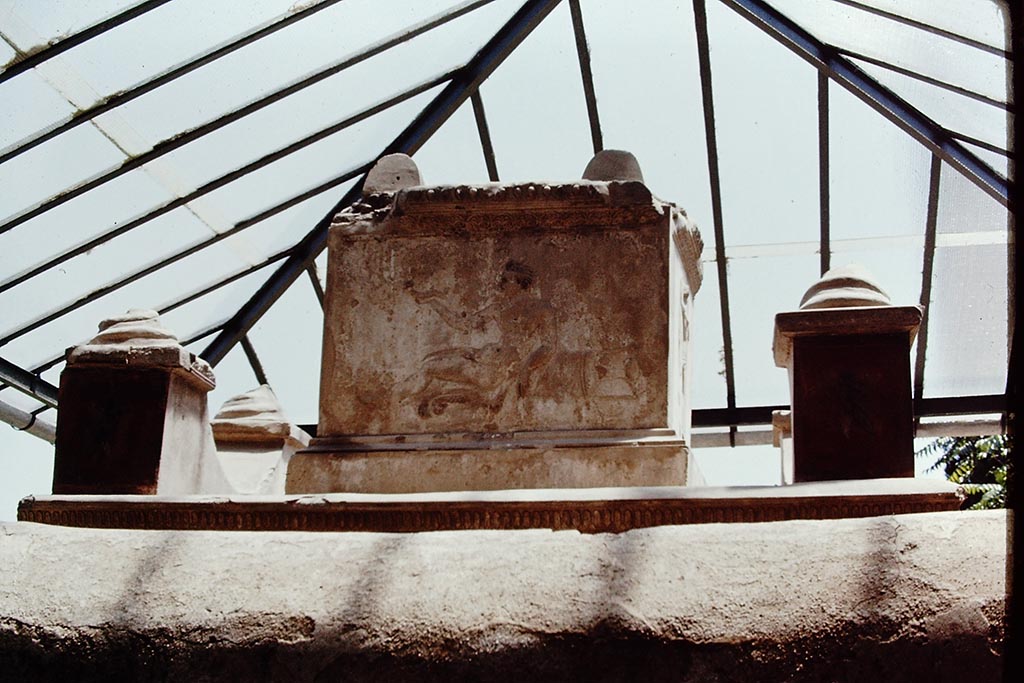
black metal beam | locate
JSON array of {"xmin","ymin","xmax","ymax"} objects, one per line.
[
  {"xmin": 0, "ymin": 0, "xmax": 350, "ymax": 165},
  {"xmin": 691, "ymin": 395, "xmax": 1007, "ymax": 428},
  {"xmin": 838, "ymin": 47, "xmax": 1013, "ymax": 112},
  {"xmin": 158, "ymin": 250, "xmax": 291, "ymax": 316},
  {"xmin": 946, "ymin": 130, "xmax": 1012, "ymax": 159},
  {"xmin": 201, "ymin": 0, "xmax": 565, "ymax": 366},
  {"xmin": 0, "ymin": 0, "xmax": 172, "ymax": 86},
  {"xmin": 0, "ymin": 0, "xmax": 494, "ymax": 237},
  {"xmin": 306, "ymin": 263, "xmax": 326, "ymax": 309},
  {"xmin": 818, "ymin": 71, "xmax": 830, "ymax": 275},
  {"xmin": 470, "ymin": 90, "xmax": 501, "ymax": 181},
  {"xmin": 0, "ymin": 163, "xmax": 370, "ymax": 346},
  {"xmin": 0, "ymin": 71, "xmax": 454, "ymax": 294},
  {"xmin": 240, "ymin": 335, "xmax": 269, "ymax": 386},
  {"xmin": 0, "ymin": 357, "xmax": 58, "ymax": 408},
  {"xmin": 568, "ymin": 0, "xmax": 603, "ymax": 154},
  {"xmin": 913, "ymin": 154, "xmax": 942, "ymax": 408},
  {"xmin": 693, "ymin": 0, "xmax": 738, "ymax": 447},
  {"xmin": 718, "ymin": 0, "xmax": 1011, "ymax": 208},
  {"xmin": 830, "ymin": 0, "xmax": 1012, "ymax": 60}
]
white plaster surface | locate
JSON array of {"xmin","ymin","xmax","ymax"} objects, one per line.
[{"xmin": 0, "ymin": 510, "xmax": 1005, "ymax": 681}]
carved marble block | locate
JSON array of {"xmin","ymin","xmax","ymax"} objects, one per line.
[
  {"xmin": 52, "ymin": 310, "xmax": 231, "ymax": 495},
  {"xmin": 773, "ymin": 266, "xmax": 922, "ymax": 482},
  {"xmin": 288, "ymin": 153, "xmax": 704, "ymax": 493}
]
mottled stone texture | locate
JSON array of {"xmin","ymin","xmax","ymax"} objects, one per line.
[
  {"xmin": 0, "ymin": 511, "xmax": 1004, "ymax": 681},
  {"xmin": 292, "ymin": 181, "xmax": 703, "ymax": 493}
]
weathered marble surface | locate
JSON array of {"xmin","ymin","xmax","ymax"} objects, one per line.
[
  {"xmin": 0, "ymin": 510, "xmax": 1004, "ymax": 681},
  {"xmin": 299, "ymin": 160, "xmax": 704, "ymax": 493}
]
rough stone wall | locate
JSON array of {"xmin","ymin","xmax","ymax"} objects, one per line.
[{"xmin": 0, "ymin": 510, "xmax": 1005, "ymax": 681}]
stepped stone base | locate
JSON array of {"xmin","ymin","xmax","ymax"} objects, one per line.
[{"xmin": 286, "ymin": 433, "xmax": 693, "ymax": 493}]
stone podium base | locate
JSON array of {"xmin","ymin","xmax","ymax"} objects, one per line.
[{"xmin": 286, "ymin": 432, "xmax": 694, "ymax": 493}]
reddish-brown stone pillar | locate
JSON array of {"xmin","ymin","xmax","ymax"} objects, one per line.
[
  {"xmin": 52, "ymin": 310, "xmax": 227, "ymax": 495},
  {"xmin": 773, "ymin": 266, "xmax": 922, "ymax": 482}
]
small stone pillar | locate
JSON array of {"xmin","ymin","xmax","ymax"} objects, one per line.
[
  {"xmin": 288, "ymin": 152, "xmax": 704, "ymax": 493},
  {"xmin": 52, "ymin": 309, "xmax": 229, "ymax": 495},
  {"xmin": 212, "ymin": 385, "xmax": 310, "ymax": 494},
  {"xmin": 773, "ymin": 266, "xmax": 922, "ymax": 481}
]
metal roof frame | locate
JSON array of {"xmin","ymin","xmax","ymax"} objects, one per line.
[{"xmin": 0, "ymin": 0, "xmax": 1015, "ymax": 442}]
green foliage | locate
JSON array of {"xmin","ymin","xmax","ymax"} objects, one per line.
[{"xmin": 917, "ymin": 435, "xmax": 1010, "ymax": 510}]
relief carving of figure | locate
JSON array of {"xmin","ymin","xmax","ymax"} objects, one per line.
[{"xmin": 403, "ymin": 260, "xmax": 558, "ymax": 422}]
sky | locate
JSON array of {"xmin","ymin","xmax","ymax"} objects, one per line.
[{"xmin": 0, "ymin": 0, "xmax": 1010, "ymax": 520}]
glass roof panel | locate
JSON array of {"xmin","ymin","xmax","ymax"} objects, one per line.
[
  {"xmin": 193, "ymin": 88, "xmax": 438, "ymax": 224},
  {"xmin": 841, "ymin": 0, "xmax": 1009, "ymax": 51},
  {"xmin": 923, "ymin": 243, "xmax": 1008, "ymax": 397},
  {"xmin": 413, "ymin": 100, "xmax": 491, "ymax": 185},
  {"xmin": 478, "ymin": 1, "xmax": 593, "ymax": 183},
  {"xmin": 770, "ymin": 0, "xmax": 1009, "ymax": 103},
  {"xmin": 248, "ymin": 275, "xmax": 324, "ymax": 423},
  {"xmin": 854, "ymin": 59, "xmax": 1010, "ymax": 152},
  {"xmin": 0, "ymin": 1, "xmax": 137, "ymax": 48},
  {"xmin": 828, "ymin": 79, "xmax": 932, "ymax": 240},
  {"xmin": 0, "ymin": 70, "xmax": 76, "ymax": 150},
  {"xmin": 0, "ymin": 169, "xmax": 172, "ymax": 283},
  {"xmin": 102, "ymin": 0, "xmax": 518, "ymax": 150},
  {"xmin": 708, "ymin": 0, "xmax": 820, "ymax": 246},
  {"xmin": 0, "ymin": 204, "xmax": 223, "ymax": 334},
  {"xmin": 936, "ymin": 159, "xmax": 1010, "ymax": 235},
  {"xmin": 690, "ymin": 260, "xmax": 728, "ymax": 410},
  {"xmin": 728, "ymin": 253, "xmax": 819, "ymax": 406},
  {"xmin": 0, "ymin": 122, "xmax": 124, "ymax": 220},
  {"xmin": 583, "ymin": 0, "xmax": 713, "ymax": 223},
  {"xmin": 49, "ymin": 0, "xmax": 302, "ymax": 102}
]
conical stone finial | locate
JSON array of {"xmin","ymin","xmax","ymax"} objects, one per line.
[
  {"xmin": 212, "ymin": 385, "xmax": 309, "ymax": 447},
  {"xmin": 582, "ymin": 149, "xmax": 644, "ymax": 182},
  {"xmin": 363, "ymin": 153, "xmax": 422, "ymax": 195},
  {"xmin": 214, "ymin": 385, "xmax": 286, "ymax": 425},
  {"xmin": 799, "ymin": 264, "xmax": 891, "ymax": 310},
  {"xmin": 89, "ymin": 308, "xmax": 179, "ymax": 347}
]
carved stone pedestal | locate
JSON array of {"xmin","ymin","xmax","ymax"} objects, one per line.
[
  {"xmin": 52, "ymin": 310, "xmax": 229, "ymax": 495},
  {"xmin": 773, "ymin": 266, "xmax": 922, "ymax": 482},
  {"xmin": 288, "ymin": 155, "xmax": 704, "ymax": 493}
]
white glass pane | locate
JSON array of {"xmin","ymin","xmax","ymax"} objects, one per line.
[
  {"xmin": 2, "ymin": 1, "xmax": 137, "ymax": 47},
  {"xmin": 0, "ymin": 169, "xmax": 172, "ymax": 284},
  {"xmin": 855, "ymin": 60, "xmax": 1009, "ymax": 152},
  {"xmin": 413, "ymin": 99, "xmax": 490, "ymax": 185},
  {"xmin": 937, "ymin": 161, "xmax": 1009, "ymax": 234},
  {"xmin": 248, "ymin": 275, "xmax": 324, "ymax": 423},
  {"xmin": 690, "ymin": 262, "xmax": 727, "ymax": 410},
  {"xmin": 196, "ymin": 342, "xmax": 263, "ymax": 420},
  {"xmin": 0, "ymin": 70, "xmax": 76, "ymax": 150},
  {"xmin": 0, "ymin": 123, "xmax": 124, "ymax": 220},
  {"xmin": 923, "ymin": 244, "xmax": 1007, "ymax": 397},
  {"xmin": 708, "ymin": 0, "xmax": 819, "ymax": 246},
  {"xmin": 829, "ymin": 79, "xmax": 932, "ymax": 239},
  {"xmin": 771, "ymin": 0, "xmax": 1008, "ymax": 103},
  {"xmin": 480, "ymin": 2, "xmax": 593, "ymax": 183},
  {"xmin": 727, "ymin": 253, "xmax": 819, "ymax": 406},
  {"xmin": 191, "ymin": 88, "xmax": 437, "ymax": 224},
  {"xmin": 583, "ymin": 0, "xmax": 713, "ymax": 226},
  {"xmin": 109, "ymin": 0, "xmax": 519, "ymax": 151},
  {"xmin": 845, "ymin": 0, "xmax": 1008, "ymax": 52}
]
